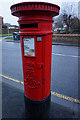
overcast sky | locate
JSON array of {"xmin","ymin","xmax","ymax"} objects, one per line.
[{"xmin": 0, "ymin": 0, "xmax": 80, "ymax": 25}]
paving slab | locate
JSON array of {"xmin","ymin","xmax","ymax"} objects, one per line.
[{"xmin": 2, "ymin": 82, "xmax": 79, "ymax": 119}]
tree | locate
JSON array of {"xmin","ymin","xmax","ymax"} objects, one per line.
[
  {"xmin": 54, "ymin": 14, "xmax": 64, "ymax": 28},
  {"xmin": 70, "ymin": 17, "xmax": 80, "ymax": 34},
  {"xmin": 62, "ymin": 13, "xmax": 72, "ymax": 33},
  {"xmin": 53, "ymin": 2, "xmax": 80, "ymax": 34},
  {"xmin": 61, "ymin": 2, "xmax": 79, "ymax": 33}
]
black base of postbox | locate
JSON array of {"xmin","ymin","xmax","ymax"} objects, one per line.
[
  {"xmin": 24, "ymin": 93, "xmax": 51, "ymax": 118},
  {"xmin": 24, "ymin": 93, "xmax": 51, "ymax": 104}
]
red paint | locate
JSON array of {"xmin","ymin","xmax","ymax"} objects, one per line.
[{"xmin": 10, "ymin": 2, "xmax": 60, "ymax": 101}]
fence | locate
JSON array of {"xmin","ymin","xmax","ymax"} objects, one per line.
[{"xmin": 53, "ymin": 34, "xmax": 80, "ymax": 42}]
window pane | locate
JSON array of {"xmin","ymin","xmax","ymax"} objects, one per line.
[{"xmin": 23, "ymin": 37, "xmax": 35, "ymax": 56}]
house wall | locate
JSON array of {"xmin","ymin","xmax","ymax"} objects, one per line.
[
  {"xmin": 0, "ymin": 16, "xmax": 3, "ymax": 34},
  {"xmin": 2, "ymin": 28, "xmax": 19, "ymax": 34},
  {"xmin": 0, "ymin": 25, "xmax": 2, "ymax": 34}
]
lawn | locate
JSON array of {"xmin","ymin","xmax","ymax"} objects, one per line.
[
  {"xmin": 0, "ymin": 34, "xmax": 13, "ymax": 37},
  {"xmin": 5, "ymin": 37, "xmax": 13, "ymax": 39}
]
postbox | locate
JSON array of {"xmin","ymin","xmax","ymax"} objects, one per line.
[{"xmin": 10, "ymin": 2, "xmax": 60, "ymax": 102}]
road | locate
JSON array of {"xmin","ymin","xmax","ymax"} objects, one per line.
[
  {"xmin": 1, "ymin": 37, "xmax": 80, "ymax": 112},
  {"xmin": 51, "ymin": 45, "xmax": 78, "ymax": 99}
]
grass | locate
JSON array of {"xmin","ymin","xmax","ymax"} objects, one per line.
[
  {"xmin": 0, "ymin": 34, "xmax": 13, "ymax": 37},
  {"xmin": 5, "ymin": 37, "xmax": 13, "ymax": 39}
]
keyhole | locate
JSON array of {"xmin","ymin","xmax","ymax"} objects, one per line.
[{"xmin": 41, "ymin": 65, "xmax": 43, "ymax": 68}]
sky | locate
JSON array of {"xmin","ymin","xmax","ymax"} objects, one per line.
[{"xmin": 0, "ymin": 0, "xmax": 80, "ymax": 25}]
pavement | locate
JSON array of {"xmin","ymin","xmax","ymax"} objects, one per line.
[
  {"xmin": 2, "ymin": 82, "xmax": 79, "ymax": 119},
  {"xmin": 1, "ymin": 37, "xmax": 80, "ymax": 119}
]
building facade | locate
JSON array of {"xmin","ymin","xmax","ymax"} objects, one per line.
[{"xmin": 0, "ymin": 16, "xmax": 3, "ymax": 34}]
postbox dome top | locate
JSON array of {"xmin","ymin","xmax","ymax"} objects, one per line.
[{"xmin": 10, "ymin": 2, "xmax": 60, "ymax": 17}]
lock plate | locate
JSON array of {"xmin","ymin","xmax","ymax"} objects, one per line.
[{"xmin": 37, "ymin": 37, "xmax": 42, "ymax": 42}]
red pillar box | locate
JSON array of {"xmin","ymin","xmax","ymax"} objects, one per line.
[{"xmin": 10, "ymin": 2, "xmax": 60, "ymax": 102}]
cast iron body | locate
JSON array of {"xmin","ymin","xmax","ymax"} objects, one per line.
[{"xmin": 10, "ymin": 2, "xmax": 60, "ymax": 101}]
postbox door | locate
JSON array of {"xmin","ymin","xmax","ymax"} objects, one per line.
[{"xmin": 21, "ymin": 36, "xmax": 43, "ymax": 100}]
